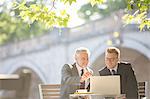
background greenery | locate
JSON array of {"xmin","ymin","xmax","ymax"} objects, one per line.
[
  {"xmin": 0, "ymin": 0, "xmax": 149, "ymax": 45},
  {"xmin": 78, "ymin": 0, "xmax": 127, "ymax": 20},
  {"xmin": 0, "ymin": 0, "xmax": 48, "ymax": 45}
]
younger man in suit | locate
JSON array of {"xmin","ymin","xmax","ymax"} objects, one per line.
[
  {"xmin": 99, "ymin": 47, "xmax": 138, "ymax": 99},
  {"xmin": 60, "ymin": 47, "xmax": 93, "ymax": 99}
]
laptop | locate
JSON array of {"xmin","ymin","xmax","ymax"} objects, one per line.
[{"xmin": 90, "ymin": 76, "xmax": 120, "ymax": 95}]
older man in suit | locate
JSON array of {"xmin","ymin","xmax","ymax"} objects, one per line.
[
  {"xmin": 60, "ymin": 47, "xmax": 93, "ymax": 99},
  {"xmin": 99, "ymin": 47, "xmax": 138, "ymax": 99}
]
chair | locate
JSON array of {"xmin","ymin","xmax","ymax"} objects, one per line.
[
  {"xmin": 39, "ymin": 84, "xmax": 61, "ymax": 99},
  {"xmin": 138, "ymin": 81, "xmax": 148, "ymax": 99}
]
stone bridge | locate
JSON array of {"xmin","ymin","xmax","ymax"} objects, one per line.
[{"xmin": 0, "ymin": 13, "xmax": 150, "ymax": 99}]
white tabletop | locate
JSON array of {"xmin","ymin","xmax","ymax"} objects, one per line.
[{"xmin": 0, "ymin": 74, "xmax": 19, "ymax": 79}]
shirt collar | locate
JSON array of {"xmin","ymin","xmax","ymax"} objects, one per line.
[
  {"xmin": 76, "ymin": 63, "xmax": 86, "ymax": 76},
  {"xmin": 76, "ymin": 63, "xmax": 87, "ymax": 71},
  {"xmin": 110, "ymin": 65, "xmax": 118, "ymax": 72}
]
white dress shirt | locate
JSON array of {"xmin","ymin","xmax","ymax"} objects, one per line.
[
  {"xmin": 76, "ymin": 64, "xmax": 91, "ymax": 89},
  {"xmin": 109, "ymin": 65, "xmax": 118, "ymax": 75}
]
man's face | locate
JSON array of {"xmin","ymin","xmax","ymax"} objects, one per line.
[
  {"xmin": 105, "ymin": 52, "xmax": 119, "ymax": 69},
  {"xmin": 75, "ymin": 52, "xmax": 89, "ymax": 68}
]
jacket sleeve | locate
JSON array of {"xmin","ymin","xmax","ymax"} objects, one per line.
[
  {"xmin": 61, "ymin": 64, "xmax": 80, "ymax": 85},
  {"xmin": 125, "ymin": 64, "xmax": 138, "ymax": 99}
]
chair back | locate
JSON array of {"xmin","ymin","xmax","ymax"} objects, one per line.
[
  {"xmin": 39, "ymin": 84, "xmax": 61, "ymax": 99},
  {"xmin": 138, "ymin": 81, "xmax": 148, "ymax": 99}
]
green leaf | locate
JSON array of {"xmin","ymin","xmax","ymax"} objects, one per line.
[{"xmin": 90, "ymin": 0, "xmax": 105, "ymax": 6}]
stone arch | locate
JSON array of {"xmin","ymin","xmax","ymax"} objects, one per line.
[
  {"xmin": 91, "ymin": 38, "xmax": 150, "ymax": 98},
  {"xmin": 91, "ymin": 36, "xmax": 150, "ymax": 75},
  {"xmin": 13, "ymin": 67, "xmax": 42, "ymax": 99},
  {"xmin": 122, "ymin": 37, "xmax": 150, "ymax": 60},
  {"xmin": 3, "ymin": 59, "xmax": 47, "ymax": 83},
  {"xmin": 91, "ymin": 35, "xmax": 150, "ymax": 65}
]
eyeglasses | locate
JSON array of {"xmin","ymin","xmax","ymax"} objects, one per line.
[{"xmin": 105, "ymin": 57, "xmax": 118, "ymax": 61}]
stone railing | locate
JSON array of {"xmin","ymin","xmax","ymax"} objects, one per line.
[
  {"xmin": 0, "ymin": 29, "xmax": 62, "ymax": 60},
  {"xmin": 0, "ymin": 11, "xmax": 141, "ymax": 60}
]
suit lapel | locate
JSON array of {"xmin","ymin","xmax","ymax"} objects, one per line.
[
  {"xmin": 105, "ymin": 67, "xmax": 112, "ymax": 75},
  {"xmin": 72, "ymin": 63, "xmax": 79, "ymax": 76},
  {"xmin": 117, "ymin": 63, "xmax": 122, "ymax": 75}
]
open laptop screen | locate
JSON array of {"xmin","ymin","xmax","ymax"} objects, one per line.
[{"xmin": 90, "ymin": 76, "xmax": 120, "ymax": 95}]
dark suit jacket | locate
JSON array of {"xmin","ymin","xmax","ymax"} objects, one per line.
[
  {"xmin": 99, "ymin": 62, "xmax": 138, "ymax": 99},
  {"xmin": 60, "ymin": 63, "xmax": 92, "ymax": 99}
]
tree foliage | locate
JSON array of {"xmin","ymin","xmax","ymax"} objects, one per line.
[
  {"xmin": 78, "ymin": 0, "xmax": 127, "ymax": 21},
  {"xmin": 14, "ymin": 1, "xmax": 70, "ymax": 28},
  {"xmin": 14, "ymin": 0, "xmax": 104, "ymax": 28},
  {"xmin": 0, "ymin": 0, "xmax": 149, "ymax": 45},
  {"xmin": 0, "ymin": 12, "xmax": 47, "ymax": 45},
  {"xmin": 15, "ymin": 0, "xmax": 149, "ymax": 31},
  {"xmin": 0, "ymin": 0, "xmax": 48, "ymax": 45},
  {"xmin": 122, "ymin": 0, "xmax": 150, "ymax": 31}
]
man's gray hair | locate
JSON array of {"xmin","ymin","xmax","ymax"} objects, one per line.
[{"xmin": 75, "ymin": 47, "xmax": 90, "ymax": 57}]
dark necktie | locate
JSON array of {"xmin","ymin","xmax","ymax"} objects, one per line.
[
  {"xmin": 80, "ymin": 69, "xmax": 85, "ymax": 89},
  {"xmin": 112, "ymin": 69, "xmax": 116, "ymax": 75},
  {"xmin": 81, "ymin": 69, "xmax": 84, "ymax": 76}
]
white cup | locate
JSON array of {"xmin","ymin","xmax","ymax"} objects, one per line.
[{"xmin": 76, "ymin": 89, "xmax": 87, "ymax": 93}]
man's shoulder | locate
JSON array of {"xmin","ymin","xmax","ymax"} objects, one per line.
[
  {"xmin": 98, "ymin": 67, "xmax": 108, "ymax": 76},
  {"xmin": 99, "ymin": 67, "xmax": 107, "ymax": 72},
  {"xmin": 118, "ymin": 62, "xmax": 132, "ymax": 69},
  {"xmin": 118, "ymin": 62, "xmax": 131, "ymax": 67},
  {"xmin": 63, "ymin": 63, "xmax": 75, "ymax": 69},
  {"xmin": 119, "ymin": 62, "xmax": 131, "ymax": 66}
]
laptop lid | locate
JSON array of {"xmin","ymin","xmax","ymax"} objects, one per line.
[{"xmin": 90, "ymin": 76, "xmax": 120, "ymax": 95}]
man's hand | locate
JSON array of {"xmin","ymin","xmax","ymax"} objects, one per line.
[{"xmin": 80, "ymin": 71, "xmax": 92, "ymax": 82}]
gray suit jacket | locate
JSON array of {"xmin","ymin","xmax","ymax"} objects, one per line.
[
  {"xmin": 99, "ymin": 62, "xmax": 138, "ymax": 99},
  {"xmin": 60, "ymin": 63, "xmax": 92, "ymax": 99}
]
